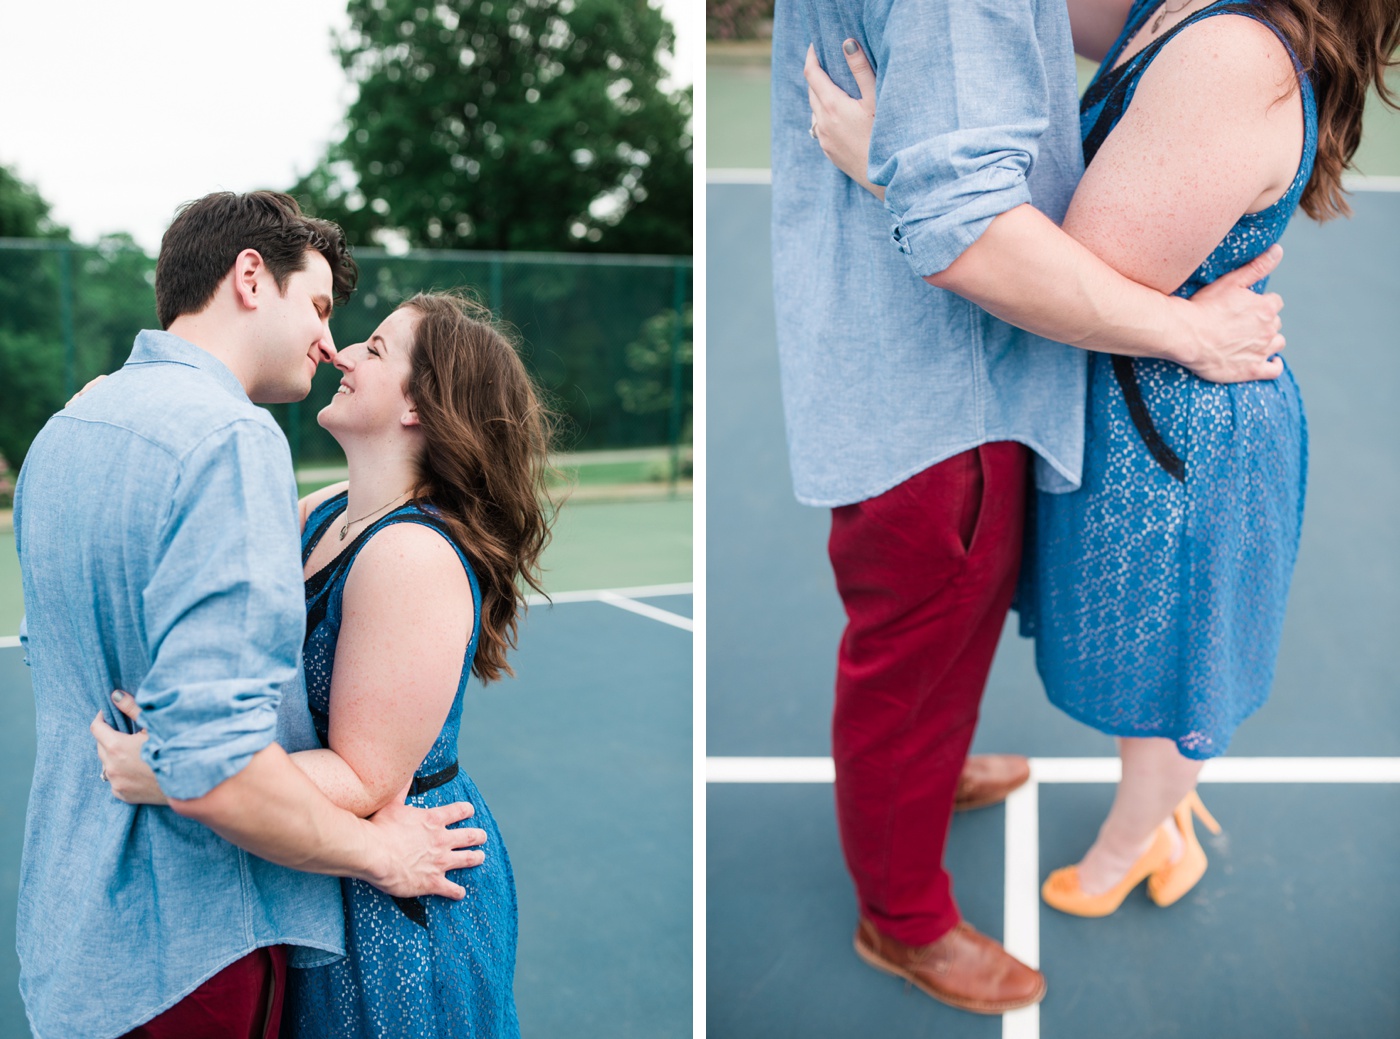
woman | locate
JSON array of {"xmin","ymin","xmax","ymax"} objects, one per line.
[
  {"xmin": 807, "ymin": 0, "xmax": 1398, "ymax": 914},
  {"xmin": 97, "ymin": 291, "xmax": 554, "ymax": 1035}
]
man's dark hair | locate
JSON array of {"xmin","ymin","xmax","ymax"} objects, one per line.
[{"xmin": 155, "ymin": 190, "xmax": 358, "ymax": 329}]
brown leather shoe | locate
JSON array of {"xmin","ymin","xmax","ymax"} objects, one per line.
[
  {"xmin": 954, "ymin": 754, "xmax": 1031, "ymax": 812},
  {"xmin": 853, "ymin": 917, "xmax": 1045, "ymax": 1014}
]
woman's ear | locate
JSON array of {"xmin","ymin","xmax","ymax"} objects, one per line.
[{"xmin": 401, "ymin": 404, "xmax": 420, "ymax": 428}]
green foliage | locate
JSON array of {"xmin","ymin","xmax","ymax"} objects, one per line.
[
  {"xmin": 0, "ymin": 236, "xmax": 157, "ymax": 466},
  {"xmin": 291, "ymin": 0, "xmax": 692, "ymax": 254},
  {"xmin": 616, "ymin": 305, "xmax": 691, "ymax": 428},
  {"xmin": 0, "ymin": 165, "xmax": 64, "ymax": 239}
]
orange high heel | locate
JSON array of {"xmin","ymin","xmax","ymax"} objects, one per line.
[
  {"xmin": 1147, "ymin": 790, "xmax": 1222, "ymax": 907},
  {"xmin": 1041, "ymin": 826, "xmax": 1174, "ymax": 918}
]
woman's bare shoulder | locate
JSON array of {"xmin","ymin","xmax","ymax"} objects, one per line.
[
  {"xmin": 344, "ymin": 520, "xmax": 472, "ymax": 611},
  {"xmin": 1147, "ymin": 12, "xmax": 1297, "ymax": 99}
]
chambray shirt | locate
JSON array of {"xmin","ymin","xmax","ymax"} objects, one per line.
[
  {"xmin": 14, "ymin": 331, "xmax": 343, "ymax": 1039},
  {"xmin": 772, "ymin": 0, "xmax": 1089, "ymax": 506}
]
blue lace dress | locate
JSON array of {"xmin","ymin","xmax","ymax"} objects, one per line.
[
  {"xmin": 1020, "ymin": 1, "xmax": 1314, "ymax": 760},
  {"xmin": 285, "ymin": 493, "xmax": 521, "ymax": 1038}
]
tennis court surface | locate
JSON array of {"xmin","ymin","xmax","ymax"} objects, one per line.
[
  {"xmin": 0, "ymin": 572, "xmax": 691, "ymax": 1036},
  {"xmin": 706, "ymin": 177, "xmax": 1400, "ymax": 1038}
]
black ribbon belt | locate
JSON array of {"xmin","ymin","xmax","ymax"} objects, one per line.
[
  {"xmin": 391, "ymin": 761, "xmax": 461, "ymax": 928},
  {"xmin": 408, "ymin": 761, "xmax": 459, "ymax": 797},
  {"xmin": 1111, "ymin": 356, "xmax": 1186, "ymax": 483}
]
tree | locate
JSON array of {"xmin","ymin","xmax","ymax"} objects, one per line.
[
  {"xmin": 292, "ymin": 0, "xmax": 692, "ymax": 254},
  {"xmin": 0, "ymin": 164, "xmax": 64, "ymax": 240},
  {"xmin": 0, "ymin": 164, "xmax": 156, "ymax": 468}
]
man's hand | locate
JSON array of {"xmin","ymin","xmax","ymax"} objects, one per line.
[
  {"xmin": 364, "ymin": 787, "xmax": 488, "ymax": 900},
  {"xmin": 1168, "ymin": 246, "xmax": 1286, "ymax": 384}
]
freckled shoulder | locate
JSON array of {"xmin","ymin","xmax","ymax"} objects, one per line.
[
  {"xmin": 342, "ymin": 520, "xmax": 474, "ymax": 615},
  {"xmin": 1145, "ymin": 12, "xmax": 1298, "ymax": 102}
]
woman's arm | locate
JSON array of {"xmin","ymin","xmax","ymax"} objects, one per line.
[
  {"xmin": 291, "ymin": 523, "xmax": 474, "ymax": 818},
  {"xmin": 1058, "ymin": 14, "xmax": 1303, "ymax": 292},
  {"xmin": 298, "ymin": 480, "xmax": 350, "ymax": 534},
  {"xmin": 1067, "ymin": 0, "xmax": 1136, "ymax": 62}
]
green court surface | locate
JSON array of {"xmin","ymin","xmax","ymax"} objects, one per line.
[
  {"xmin": 710, "ymin": 43, "xmax": 1400, "ymax": 176},
  {"xmin": 0, "ymin": 494, "xmax": 691, "ymax": 638}
]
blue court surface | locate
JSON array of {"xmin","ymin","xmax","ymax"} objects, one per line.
[
  {"xmin": 0, "ymin": 583, "xmax": 691, "ymax": 1038},
  {"xmin": 706, "ymin": 177, "xmax": 1400, "ymax": 1038}
]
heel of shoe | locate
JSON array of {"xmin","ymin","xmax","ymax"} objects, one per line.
[
  {"xmin": 1148, "ymin": 791, "xmax": 1220, "ymax": 907},
  {"xmin": 1188, "ymin": 791, "xmax": 1221, "ymax": 835}
]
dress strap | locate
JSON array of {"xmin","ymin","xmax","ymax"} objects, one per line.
[{"xmin": 301, "ymin": 490, "xmax": 348, "ymax": 565}]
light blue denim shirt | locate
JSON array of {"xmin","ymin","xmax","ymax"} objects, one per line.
[
  {"xmin": 14, "ymin": 330, "xmax": 343, "ymax": 1039},
  {"xmin": 772, "ymin": 0, "xmax": 1088, "ymax": 506}
]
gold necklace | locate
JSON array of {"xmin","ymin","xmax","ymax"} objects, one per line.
[
  {"xmin": 339, "ymin": 490, "xmax": 412, "ymax": 541},
  {"xmin": 1151, "ymin": 0, "xmax": 1197, "ymax": 33}
]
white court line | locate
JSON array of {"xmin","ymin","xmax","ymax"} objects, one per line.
[
  {"xmin": 595, "ymin": 590, "xmax": 693, "ymax": 632},
  {"xmin": 1343, "ymin": 173, "xmax": 1400, "ymax": 192},
  {"xmin": 1002, "ymin": 780, "xmax": 1040, "ymax": 1039},
  {"xmin": 706, "ymin": 168, "xmax": 772, "ymax": 184},
  {"xmin": 706, "ymin": 755, "xmax": 1400, "ymax": 783},
  {"xmin": 0, "ymin": 584, "xmax": 697, "ymax": 645},
  {"xmin": 527, "ymin": 582, "xmax": 693, "ymax": 606},
  {"xmin": 707, "ymin": 754, "xmax": 1400, "ymax": 1039}
]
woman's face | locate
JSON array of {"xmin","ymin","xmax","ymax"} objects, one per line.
[{"xmin": 317, "ymin": 306, "xmax": 420, "ymax": 437}]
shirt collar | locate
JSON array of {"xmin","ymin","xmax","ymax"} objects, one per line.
[{"xmin": 126, "ymin": 329, "xmax": 251, "ymax": 403}]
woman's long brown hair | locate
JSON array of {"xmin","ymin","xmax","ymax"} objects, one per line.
[
  {"xmin": 1253, "ymin": 0, "xmax": 1400, "ymax": 219},
  {"xmin": 401, "ymin": 292, "xmax": 556, "ymax": 683}
]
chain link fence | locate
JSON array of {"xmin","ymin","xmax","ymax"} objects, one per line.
[{"xmin": 0, "ymin": 239, "xmax": 693, "ymax": 498}]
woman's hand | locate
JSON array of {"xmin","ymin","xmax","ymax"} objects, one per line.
[
  {"xmin": 90, "ymin": 690, "xmax": 168, "ymax": 806},
  {"xmin": 66, "ymin": 373, "xmax": 108, "ymax": 408},
  {"xmin": 804, "ymin": 40, "xmax": 884, "ymax": 200}
]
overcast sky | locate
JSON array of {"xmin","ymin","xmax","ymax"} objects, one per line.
[{"xmin": 0, "ymin": 0, "xmax": 697, "ymax": 252}]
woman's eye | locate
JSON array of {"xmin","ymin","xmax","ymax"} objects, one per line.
[{"xmin": 368, "ymin": 347, "xmax": 380, "ymax": 358}]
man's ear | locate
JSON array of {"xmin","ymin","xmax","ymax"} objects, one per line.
[{"xmin": 231, "ymin": 249, "xmax": 266, "ymax": 311}]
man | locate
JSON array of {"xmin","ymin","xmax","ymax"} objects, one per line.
[
  {"xmin": 772, "ymin": 0, "xmax": 1287, "ymax": 1014},
  {"xmin": 15, "ymin": 191, "xmax": 484, "ymax": 1038}
]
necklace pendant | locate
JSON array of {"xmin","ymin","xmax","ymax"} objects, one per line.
[{"xmin": 339, "ymin": 523, "xmax": 349, "ymax": 541}]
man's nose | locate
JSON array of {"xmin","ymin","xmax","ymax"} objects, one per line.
[{"xmin": 316, "ymin": 335, "xmax": 338, "ymax": 365}]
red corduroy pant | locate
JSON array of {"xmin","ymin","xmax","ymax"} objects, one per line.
[
  {"xmin": 121, "ymin": 945, "xmax": 287, "ymax": 1039},
  {"xmin": 828, "ymin": 442, "xmax": 1028, "ymax": 947}
]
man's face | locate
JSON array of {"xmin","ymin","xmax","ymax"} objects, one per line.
[{"xmin": 250, "ymin": 248, "xmax": 337, "ymax": 404}]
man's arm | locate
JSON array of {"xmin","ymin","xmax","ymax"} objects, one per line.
[
  {"xmin": 805, "ymin": 8, "xmax": 1284, "ymax": 384},
  {"xmin": 134, "ymin": 419, "xmax": 480, "ymax": 898}
]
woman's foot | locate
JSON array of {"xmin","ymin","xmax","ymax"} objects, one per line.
[
  {"xmin": 1076, "ymin": 825, "xmax": 1179, "ymax": 895},
  {"xmin": 1041, "ymin": 827, "xmax": 1173, "ymax": 917}
]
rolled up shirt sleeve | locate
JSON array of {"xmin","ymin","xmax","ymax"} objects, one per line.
[
  {"xmin": 137, "ymin": 418, "xmax": 304, "ymax": 800},
  {"xmin": 869, "ymin": 0, "xmax": 1050, "ymax": 277}
]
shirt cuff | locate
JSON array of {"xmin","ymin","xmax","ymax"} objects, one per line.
[
  {"xmin": 888, "ymin": 165, "xmax": 1033, "ymax": 278},
  {"xmin": 143, "ymin": 704, "xmax": 279, "ymax": 801}
]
